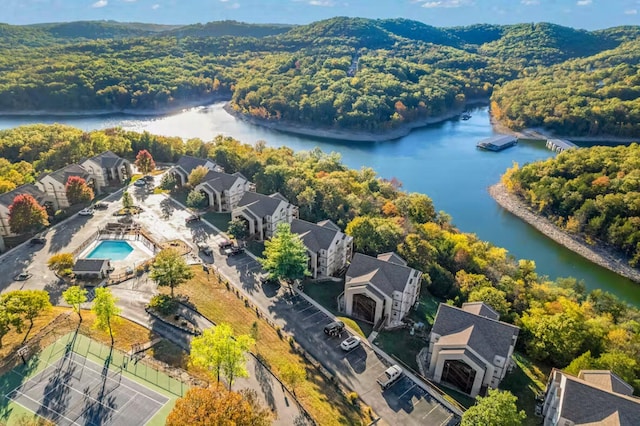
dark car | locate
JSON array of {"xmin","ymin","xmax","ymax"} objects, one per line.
[
  {"xmin": 324, "ymin": 321, "xmax": 345, "ymax": 336},
  {"xmin": 197, "ymin": 243, "xmax": 213, "ymax": 256},
  {"xmin": 29, "ymin": 237, "xmax": 46, "ymax": 245},
  {"xmin": 185, "ymin": 214, "xmax": 201, "ymax": 224},
  {"xmin": 92, "ymin": 202, "xmax": 108, "ymax": 210},
  {"xmin": 133, "ymin": 179, "xmax": 147, "ymax": 187},
  {"xmin": 218, "ymin": 239, "xmax": 234, "ymax": 249},
  {"xmin": 226, "ymin": 246, "xmax": 245, "ymax": 256},
  {"xmin": 141, "ymin": 175, "xmax": 155, "ymax": 182},
  {"xmin": 14, "ymin": 272, "xmax": 32, "ymax": 281}
]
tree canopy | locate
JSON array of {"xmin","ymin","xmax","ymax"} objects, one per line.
[
  {"xmin": 259, "ymin": 223, "xmax": 310, "ymax": 284},
  {"xmin": 503, "ymin": 144, "xmax": 640, "ymax": 267},
  {"xmin": 166, "ymin": 387, "xmax": 271, "ymax": 426},
  {"xmin": 150, "ymin": 248, "xmax": 194, "ymax": 298},
  {"xmin": 91, "ymin": 287, "xmax": 121, "ymax": 345},
  {"xmin": 461, "ymin": 389, "xmax": 526, "ymax": 426},
  {"xmin": 8, "ymin": 194, "xmax": 49, "ymax": 234},
  {"xmin": 65, "ymin": 176, "xmax": 94, "ymax": 205},
  {"xmin": 190, "ymin": 324, "xmax": 254, "ymax": 389},
  {"xmin": 134, "ymin": 149, "xmax": 155, "ymax": 175}
]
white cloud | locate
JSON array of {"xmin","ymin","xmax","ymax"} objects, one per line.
[
  {"xmin": 92, "ymin": 0, "xmax": 107, "ymax": 7},
  {"xmin": 309, "ymin": 0, "xmax": 334, "ymax": 5},
  {"xmin": 420, "ymin": 0, "xmax": 471, "ymax": 8},
  {"xmin": 151, "ymin": 3, "xmax": 160, "ymax": 9},
  {"xmin": 624, "ymin": 8, "xmax": 637, "ymax": 14},
  {"xmin": 576, "ymin": 0, "xmax": 592, "ymax": 6},
  {"xmin": 521, "ymin": 0, "xmax": 539, "ymax": 5}
]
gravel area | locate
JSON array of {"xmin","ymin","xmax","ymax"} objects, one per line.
[{"xmin": 489, "ymin": 182, "xmax": 640, "ymax": 284}]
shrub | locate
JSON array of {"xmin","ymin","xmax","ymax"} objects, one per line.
[
  {"xmin": 347, "ymin": 392, "xmax": 358, "ymax": 405},
  {"xmin": 149, "ymin": 294, "xmax": 178, "ymax": 316}
]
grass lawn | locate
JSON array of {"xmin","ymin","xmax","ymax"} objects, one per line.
[
  {"xmin": 246, "ymin": 240, "xmax": 265, "ymax": 257},
  {"xmin": 373, "ymin": 329, "xmax": 426, "ymax": 371},
  {"xmin": 413, "ymin": 293, "xmax": 440, "ymax": 326},
  {"xmin": 304, "ymin": 280, "xmax": 373, "ymax": 337},
  {"xmin": 163, "ymin": 268, "xmax": 372, "ymax": 426},
  {"xmin": 500, "ymin": 352, "xmax": 549, "ymax": 425},
  {"xmin": 202, "ymin": 212, "xmax": 231, "ymax": 232}
]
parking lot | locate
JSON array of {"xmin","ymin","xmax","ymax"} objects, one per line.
[{"xmin": 270, "ymin": 290, "xmax": 456, "ymax": 426}]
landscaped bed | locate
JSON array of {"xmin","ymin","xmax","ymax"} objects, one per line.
[{"xmin": 161, "ymin": 267, "xmax": 373, "ymax": 426}]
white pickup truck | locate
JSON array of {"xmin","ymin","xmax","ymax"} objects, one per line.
[{"xmin": 377, "ymin": 364, "xmax": 403, "ymax": 389}]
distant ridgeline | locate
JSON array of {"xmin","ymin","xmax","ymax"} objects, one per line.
[
  {"xmin": 502, "ymin": 143, "xmax": 640, "ymax": 267},
  {"xmin": 0, "ymin": 18, "xmax": 638, "ymax": 136}
]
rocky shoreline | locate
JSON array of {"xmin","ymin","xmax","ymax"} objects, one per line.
[
  {"xmin": 223, "ymin": 99, "xmax": 489, "ymax": 142},
  {"xmin": 489, "ymin": 182, "xmax": 640, "ymax": 284}
]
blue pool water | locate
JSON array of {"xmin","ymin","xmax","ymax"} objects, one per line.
[{"xmin": 86, "ymin": 241, "xmax": 134, "ymax": 261}]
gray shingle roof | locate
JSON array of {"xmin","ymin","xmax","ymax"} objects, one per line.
[
  {"xmin": 0, "ymin": 184, "xmax": 48, "ymax": 208},
  {"xmin": 176, "ymin": 155, "xmax": 214, "ymax": 175},
  {"xmin": 461, "ymin": 302, "xmax": 500, "ymax": 320},
  {"xmin": 377, "ymin": 252, "xmax": 407, "ymax": 266},
  {"xmin": 235, "ymin": 192, "xmax": 289, "ymax": 218},
  {"xmin": 555, "ymin": 370, "xmax": 640, "ymax": 425},
  {"xmin": 87, "ymin": 151, "xmax": 126, "ymax": 168},
  {"xmin": 73, "ymin": 259, "xmax": 110, "ymax": 272},
  {"xmin": 44, "ymin": 164, "xmax": 89, "ymax": 185},
  {"xmin": 290, "ymin": 219, "xmax": 340, "ymax": 253},
  {"xmin": 579, "ymin": 371, "xmax": 634, "ymax": 396},
  {"xmin": 431, "ymin": 303, "xmax": 519, "ymax": 363},
  {"xmin": 346, "ymin": 253, "xmax": 416, "ymax": 298},
  {"xmin": 200, "ymin": 170, "xmax": 244, "ymax": 193}
]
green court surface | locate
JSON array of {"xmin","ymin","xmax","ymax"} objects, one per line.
[{"xmin": 0, "ymin": 332, "xmax": 188, "ymax": 425}]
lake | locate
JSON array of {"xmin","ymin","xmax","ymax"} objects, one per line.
[{"xmin": 1, "ymin": 103, "xmax": 638, "ymax": 305}]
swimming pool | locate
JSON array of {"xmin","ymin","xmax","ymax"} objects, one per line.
[{"xmin": 86, "ymin": 240, "xmax": 134, "ymax": 261}]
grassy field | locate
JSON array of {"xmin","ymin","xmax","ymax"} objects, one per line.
[
  {"xmin": 162, "ymin": 268, "xmax": 373, "ymax": 426},
  {"xmin": 500, "ymin": 352, "xmax": 549, "ymax": 425}
]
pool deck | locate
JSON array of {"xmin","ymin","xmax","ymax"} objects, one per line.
[{"xmin": 78, "ymin": 239, "xmax": 154, "ymax": 272}]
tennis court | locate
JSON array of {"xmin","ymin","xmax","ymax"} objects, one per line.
[{"xmin": 0, "ymin": 332, "xmax": 187, "ymax": 426}]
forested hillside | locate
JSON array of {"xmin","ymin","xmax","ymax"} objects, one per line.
[
  {"xmin": 491, "ymin": 39, "xmax": 640, "ymax": 137},
  {"xmin": 0, "ymin": 17, "xmax": 637, "ymax": 136},
  {"xmin": 502, "ymin": 144, "xmax": 640, "ymax": 267}
]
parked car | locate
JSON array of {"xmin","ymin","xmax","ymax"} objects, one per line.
[
  {"xmin": 377, "ymin": 365, "xmax": 403, "ymax": 390},
  {"xmin": 197, "ymin": 243, "xmax": 213, "ymax": 256},
  {"xmin": 324, "ymin": 320, "xmax": 345, "ymax": 336},
  {"xmin": 29, "ymin": 237, "xmax": 46, "ymax": 245},
  {"xmin": 185, "ymin": 214, "xmax": 201, "ymax": 224},
  {"xmin": 79, "ymin": 208, "xmax": 94, "ymax": 216},
  {"xmin": 224, "ymin": 246, "xmax": 245, "ymax": 256},
  {"xmin": 14, "ymin": 272, "xmax": 32, "ymax": 281},
  {"xmin": 340, "ymin": 336, "xmax": 362, "ymax": 351},
  {"xmin": 92, "ymin": 202, "xmax": 108, "ymax": 210},
  {"xmin": 133, "ymin": 179, "xmax": 147, "ymax": 187},
  {"xmin": 218, "ymin": 239, "xmax": 234, "ymax": 249},
  {"xmin": 141, "ymin": 175, "xmax": 155, "ymax": 182}
]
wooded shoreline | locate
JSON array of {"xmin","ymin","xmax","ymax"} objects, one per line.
[{"xmin": 489, "ymin": 182, "xmax": 640, "ymax": 284}]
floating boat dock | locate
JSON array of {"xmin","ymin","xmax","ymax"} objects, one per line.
[
  {"xmin": 476, "ymin": 135, "xmax": 518, "ymax": 151},
  {"xmin": 546, "ymin": 138, "xmax": 577, "ymax": 152}
]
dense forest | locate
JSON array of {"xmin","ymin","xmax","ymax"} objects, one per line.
[
  {"xmin": 503, "ymin": 144, "xmax": 640, "ymax": 267},
  {"xmin": 0, "ymin": 18, "xmax": 638, "ymax": 136},
  {"xmin": 1, "ymin": 123, "xmax": 639, "ymax": 392}
]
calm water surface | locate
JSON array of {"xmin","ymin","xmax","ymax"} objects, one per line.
[{"xmin": 1, "ymin": 104, "xmax": 638, "ymax": 305}]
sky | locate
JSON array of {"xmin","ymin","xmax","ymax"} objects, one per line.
[{"xmin": 2, "ymin": 0, "xmax": 639, "ymax": 30}]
